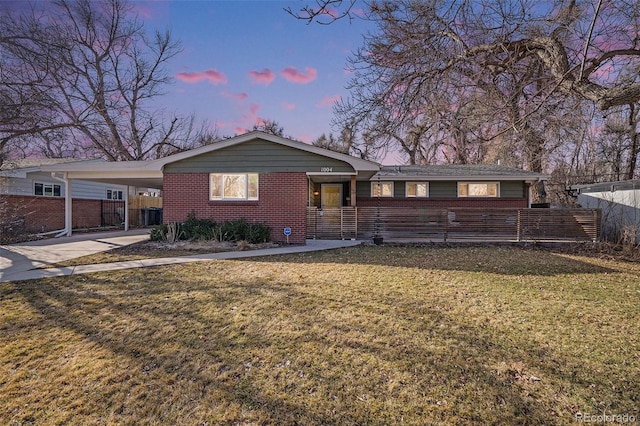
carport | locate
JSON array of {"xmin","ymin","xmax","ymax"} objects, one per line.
[{"xmin": 40, "ymin": 160, "xmax": 164, "ymax": 237}]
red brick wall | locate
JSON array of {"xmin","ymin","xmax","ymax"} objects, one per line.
[
  {"xmin": 163, "ymin": 172, "xmax": 308, "ymax": 244},
  {"xmin": 356, "ymin": 197, "xmax": 528, "ymax": 209},
  {"xmin": 1, "ymin": 194, "xmax": 114, "ymax": 234}
]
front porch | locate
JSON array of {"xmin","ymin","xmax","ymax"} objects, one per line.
[{"xmin": 306, "ymin": 207, "xmax": 602, "ymax": 242}]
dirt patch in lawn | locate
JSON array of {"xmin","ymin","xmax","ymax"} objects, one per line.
[{"xmin": 44, "ymin": 239, "xmax": 282, "ymax": 268}]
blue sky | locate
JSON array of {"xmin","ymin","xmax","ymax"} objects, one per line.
[{"xmin": 136, "ymin": 1, "xmax": 373, "ymax": 142}]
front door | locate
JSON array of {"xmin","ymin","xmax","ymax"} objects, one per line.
[{"xmin": 321, "ymin": 184, "xmax": 343, "ymax": 208}]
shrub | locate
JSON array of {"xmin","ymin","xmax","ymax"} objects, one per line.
[
  {"xmin": 149, "ymin": 223, "xmax": 184, "ymax": 243},
  {"xmin": 181, "ymin": 212, "xmax": 217, "ymax": 241},
  {"xmin": 150, "ymin": 224, "xmax": 169, "ymax": 242},
  {"xmin": 151, "ymin": 214, "xmax": 271, "ymax": 244},
  {"xmin": 219, "ymin": 218, "xmax": 271, "ymax": 244}
]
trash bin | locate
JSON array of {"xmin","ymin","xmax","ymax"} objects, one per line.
[
  {"xmin": 141, "ymin": 208, "xmax": 163, "ymax": 226},
  {"xmin": 149, "ymin": 207, "xmax": 163, "ymax": 225}
]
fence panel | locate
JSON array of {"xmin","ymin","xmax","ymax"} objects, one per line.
[
  {"xmin": 307, "ymin": 207, "xmax": 601, "ymax": 242},
  {"xmin": 101, "ymin": 200, "xmax": 125, "ymax": 226}
]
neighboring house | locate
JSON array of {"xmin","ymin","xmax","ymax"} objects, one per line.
[
  {"xmin": 0, "ymin": 159, "xmax": 129, "ymax": 235},
  {"xmin": 35, "ymin": 131, "xmax": 556, "ymax": 244},
  {"xmin": 569, "ymin": 180, "xmax": 640, "ymax": 244}
]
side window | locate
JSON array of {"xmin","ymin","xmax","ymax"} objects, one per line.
[
  {"xmin": 371, "ymin": 182, "xmax": 394, "ymax": 197},
  {"xmin": 406, "ymin": 182, "xmax": 429, "ymax": 197},
  {"xmin": 458, "ymin": 182, "xmax": 499, "ymax": 197},
  {"xmin": 34, "ymin": 182, "xmax": 61, "ymax": 197}
]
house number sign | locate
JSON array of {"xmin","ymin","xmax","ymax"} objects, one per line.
[{"xmin": 320, "ymin": 167, "xmax": 333, "ymax": 172}]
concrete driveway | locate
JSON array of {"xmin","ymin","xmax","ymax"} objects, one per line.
[
  {"xmin": 0, "ymin": 229, "xmax": 151, "ymax": 282},
  {"xmin": 1, "ymin": 230, "xmax": 362, "ymax": 282}
]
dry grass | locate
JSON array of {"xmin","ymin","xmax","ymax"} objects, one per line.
[{"xmin": 1, "ymin": 246, "xmax": 639, "ymax": 425}]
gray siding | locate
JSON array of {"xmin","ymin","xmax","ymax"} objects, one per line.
[
  {"xmin": 1, "ymin": 172, "xmax": 126, "ymax": 199},
  {"xmin": 429, "ymin": 181, "xmax": 457, "ymax": 198},
  {"xmin": 165, "ymin": 139, "xmax": 355, "ymax": 173},
  {"xmin": 500, "ymin": 181, "xmax": 525, "ymax": 197}
]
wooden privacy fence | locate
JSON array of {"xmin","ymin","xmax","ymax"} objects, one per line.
[
  {"xmin": 128, "ymin": 195, "xmax": 162, "ymax": 226},
  {"xmin": 306, "ymin": 207, "xmax": 602, "ymax": 242}
]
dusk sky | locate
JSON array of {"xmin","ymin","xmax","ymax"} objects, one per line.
[{"xmin": 135, "ymin": 1, "xmax": 373, "ymax": 143}]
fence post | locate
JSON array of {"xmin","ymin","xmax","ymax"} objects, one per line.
[
  {"xmin": 517, "ymin": 209, "xmax": 522, "ymax": 242},
  {"xmin": 443, "ymin": 209, "xmax": 448, "ymax": 243},
  {"xmin": 355, "ymin": 207, "xmax": 358, "ymax": 240}
]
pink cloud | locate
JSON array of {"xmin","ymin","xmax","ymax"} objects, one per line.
[
  {"xmin": 221, "ymin": 91, "xmax": 249, "ymax": 101},
  {"xmin": 176, "ymin": 69, "xmax": 228, "ymax": 85},
  {"xmin": 248, "ymin": 103, "xmax": 260, "ymax": 116},
  {"xmin": 319, "ymin": 6, "xmax": 339, "ymax": 18},
  {"xmin": 280, "ymin": 66, "xmax": 317, "ymax": 84},
  {"xmin": 248, "ymin": 69, "xmax": 275, "ymax": 86},
  {"xmin": 280, "ymin": 102, "xmax": 296, "ymax": 110},
  {"xmin": 316, "ymin": 95, "xmax": 341, "ymax": 108},
  {"xmin": 235, "ymin": 127, "xmax": 248, "ymax": 134}
]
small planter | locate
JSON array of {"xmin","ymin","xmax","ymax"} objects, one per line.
[{"xmin": 373, "ymin": 236, "xmax": 384, "ymax": 245}]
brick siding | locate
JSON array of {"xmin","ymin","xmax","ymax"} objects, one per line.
[
  {"xmin": 0, "ymin": 195, "xmax": 118, "ymax": 234},
  {"xmin": 163, "ymin": 172, "xmax": 308, "ymax": 244}
]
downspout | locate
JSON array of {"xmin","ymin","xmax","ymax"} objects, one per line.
[{"xmin": 51, "ymin": 172, "xmax": 72, "ymax": 237}]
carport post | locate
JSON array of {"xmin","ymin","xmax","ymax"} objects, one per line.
[
  {"xmin": 64, "ymin": 174, "xmax": 72, "ymax": 236},
  {"xmin": 124, "ymin": 185, "xmax": 129, "ymax": 231}
]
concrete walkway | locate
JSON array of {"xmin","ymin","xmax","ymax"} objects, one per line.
[{"xmin": 0, "ymin": 230, "xmax": 361, "ymax": 283}]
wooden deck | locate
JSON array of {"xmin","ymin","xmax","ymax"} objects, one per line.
[{"xmin": 306, "ymin": 207, "xmax": 601, "ymax": 242}]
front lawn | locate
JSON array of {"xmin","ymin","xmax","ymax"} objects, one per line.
[{"xmin": 1, "ymin": 246, "xmax": 638, "ymax": 425}]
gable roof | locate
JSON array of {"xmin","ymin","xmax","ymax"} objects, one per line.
[
  {"xmin": 148, "ymin": 130, "xmax": 380, "ymax": 173},
  {"xmin": 374, "ymin": 164, "xmax": 549, "ymax": 181}
]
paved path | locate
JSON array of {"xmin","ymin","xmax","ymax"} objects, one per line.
[{"xmin": 0, "ymin": 231, "xmax": 361, "ymax": 283}]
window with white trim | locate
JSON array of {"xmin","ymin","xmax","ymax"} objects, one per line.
[
  {"xmin": 406, "ymin": 182, "xmax": 429, "ymax": 197},
  {"xmin": 371, "ymin": 181, "xmax": 394, "ymax": 197},
  {"xmin": 210, "ymin": 173, "xmax": 259, "ymax": 200},
  {"xmin": 34, "ymin": 182, "xmax": 61, "ymax": 197},
  {"xmin": 106, "ymin": 189, "xmax": 124, "ymax": 200},
  {"xmin": 458, "ymin": 182, "xmax": 499, "ymax": 197}
]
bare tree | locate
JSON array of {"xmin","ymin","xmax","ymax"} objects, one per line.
[
  {"xmin": 312, "ymin": 0, "xmax": 640, "ymax": 201},
  {"xmin": 252, "ymin": 119, "xmax": 286, "ymax": 137},
  {"xmin": 285, "ymin": 0, "xmax": 359, "ymax": 24},
  {"xmin": 0, "ymin": 0, "xmax": 197, "ymax": 162}
]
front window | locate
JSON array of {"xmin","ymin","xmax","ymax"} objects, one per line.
[
  {"xmin": 458, "ymin": 182, "xmax": 499, "ymax": 197},
  {"xmin": 371, "ymin": 181, "xmax": 394, "ymax": 197},
  {"xmin": 34, "ymin": 182, "xmax": 61, "ymax": 197},
  {"xmin": 406, "ymin": 182, "xmax": 429, "ymax": 197},
  {"xmin": 210, "ymin": 173, "xmax": 259, "ymax": 200}
]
